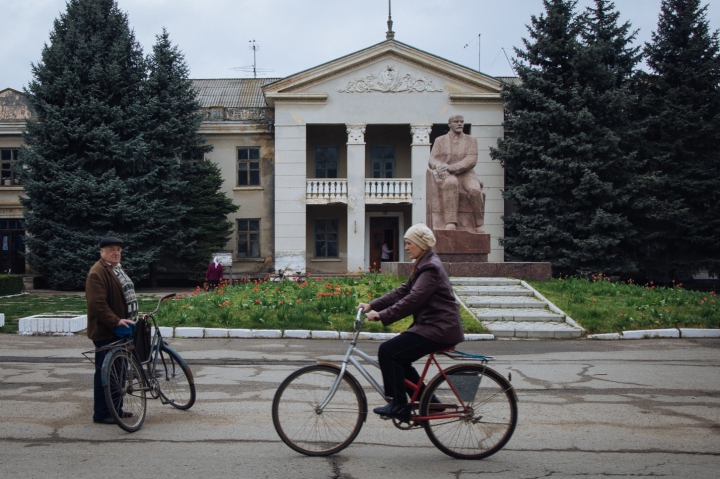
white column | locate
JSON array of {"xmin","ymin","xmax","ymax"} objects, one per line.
[
  {"xmin": 346, "ymin": 123, "xmax": 366, "ymax": 271},
  {"xmin": 410, "ymin": 124, "xmax": 432, "ymax": 225},
  {"xmin": 274, "ymin": 123, "xmax": 307, "ymax": 272}
]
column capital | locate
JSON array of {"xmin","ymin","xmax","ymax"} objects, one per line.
[
  {"xmin": 346, "ymin": 123, "xmax": 367, "ymax": 144},
  {"xmin": 410, "ymin": 124, "xmax": 433, "ymax": 145}
]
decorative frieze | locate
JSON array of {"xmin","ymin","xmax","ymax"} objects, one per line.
[
  {"xmin": 346, "ymin": 124, "xmax": 366, "ymax": 144},
  {"xmin": 339, "ymin": 65, "xmax": 443, "ymax": 93},
  {"xmin": 410, "ymin": 124, "xmax": 433, "ymax": 145},
  {"xmin": 200, "ymin": 107, "xmax": 273, "ymax": 122}
]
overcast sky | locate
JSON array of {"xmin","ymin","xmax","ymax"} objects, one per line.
[{"xmin": 2, "ymin": 0, "xmax": 719, "ymax": 91}]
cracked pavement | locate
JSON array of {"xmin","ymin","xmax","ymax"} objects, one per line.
[{"xmin": 0, "ymin": 335, "xmax": 718, "ymax": 479}]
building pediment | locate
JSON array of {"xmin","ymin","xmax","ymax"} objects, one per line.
[
  {"xmin": 263, "ymin": 40, "xmax": 502, "ymax": 106},
  {"xmin": 0, "ymin": 88, "xmax": 34, "ymax": 122}
]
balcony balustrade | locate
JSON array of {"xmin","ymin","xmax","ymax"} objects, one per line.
[
  {"xmin": 306, "ymin": 179, "xmax": 348, "ymax": 204},
  {"xmin": 364, "ymin": 178, "xmax": 413, "ymax": 204}
]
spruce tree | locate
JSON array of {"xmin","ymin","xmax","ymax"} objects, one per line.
[
  {"xmin": 141, "ymin": 29, "xmax": 212, "ymax": 285},
  {"xmin": 636, "ymin": 0, "xmax": 720, "ymax": 280},
  {"xmin": 176, "ymin": 161, "xmax": 238, "ymax": 281},
  {"xmin": 20, "ymin": 0, "xmax": 166, "ymax": 288},
  {"xmin": 491, "ymin": 0, "xmax": 640, "ymax": 277}
]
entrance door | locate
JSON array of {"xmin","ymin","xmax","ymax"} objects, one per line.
[
  {"xmin": 369, "ymin": 217, "xmax": 399, "ymax": 269},
  {"xmin": 0, "ymin": 219, "xmax": 25, "ymax": 274}
]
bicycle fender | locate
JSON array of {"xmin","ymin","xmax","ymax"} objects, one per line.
[
  {"xmin": 100, "ymin": 348, "xmax": 122, "ymax": 388},
  {"xmin": 316, "ymin": 362, "xmax": 369, "ymax": 422},
  {"xmin": 161, "ymin": 344, "xmax": 195, "ymax": 384}
]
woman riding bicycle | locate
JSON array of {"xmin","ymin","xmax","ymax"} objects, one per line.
[{"xmin": 358, "ymin": 223, "xmax": 464, "ymax": 422}]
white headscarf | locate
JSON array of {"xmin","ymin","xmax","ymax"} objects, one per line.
[
  {"xmin": 403, "ymin": 223, "xmax": 436, "ymax": 250},
  {"xmin": 213, "ymin": 257, "xmax": 220, "ymax": 267}
]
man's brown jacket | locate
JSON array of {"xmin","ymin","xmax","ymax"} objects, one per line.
[{"xmin": 86, "ymin": 259, "xmax": 127, "ymax": 341}]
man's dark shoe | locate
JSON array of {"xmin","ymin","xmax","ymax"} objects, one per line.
[
  {"xmin": 373, "ymin": 403, "xmax": 412, "ymax": 422},
  {"xmin": 118, "ymin": 410, "xmax": 133, "ymax": 418},
  {"xmin": 93, "ymin": 416, "xmax": 115, "ymax": 425},
  {"xmin": 429, "ymin": 394, "xmax": 448, "ymax": 412}
]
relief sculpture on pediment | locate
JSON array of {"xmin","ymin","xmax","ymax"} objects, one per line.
[
  {"xmin": 0, "ymin": 90, "xmax": 34, "ymax": 121},
  {"xmin": 338, "ymin": 65, "xmax": 443, "ymax": 93}
]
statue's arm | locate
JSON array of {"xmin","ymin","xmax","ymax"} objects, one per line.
[{"xmin": 428, "ymin": 137, "xmax": 446, "ymax": 170}]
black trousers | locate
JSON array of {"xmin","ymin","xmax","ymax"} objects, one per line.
[
  {"xmin": 92, "ymin": 338, "xmax": 114, "ymax": 419},
  {"xmin": 378, "ymin": 332, "xmax": 455, "ymax": 406}
]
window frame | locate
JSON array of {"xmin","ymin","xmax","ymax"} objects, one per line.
[
  {"xmin": 314, "ymin": 218, "xmax": 339, "ymax": 258},
  {"xmin": 370, "ymin": 146, "xmax": 396, "ymax": 179},
  {"xmin": 0, "ymin": 148, "xmax": 21, "ymax": 186},
  {"xmin": 237, "ymin": 147, "xmax": 261, "ymax": 186},
  {"xmin": 314, "ymin": 146, "xmax": 339, "ymax": 179},
  {"xmin": 237, "ymin": 219, "xmax": 261, "ymax": 258}
]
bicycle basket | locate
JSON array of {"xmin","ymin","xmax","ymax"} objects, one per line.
[{"xmin": 447, "ymin": 372, "xmax": 482, "ymax": 403}]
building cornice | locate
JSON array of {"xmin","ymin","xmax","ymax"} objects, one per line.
[{"xmin": 264, "ymin": 93, "xmax": 328, "ymax": 107}]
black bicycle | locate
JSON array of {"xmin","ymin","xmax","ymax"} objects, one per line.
[{"xmin": 84, "ymin": 293, "xmax": 196, "ymax": 432}]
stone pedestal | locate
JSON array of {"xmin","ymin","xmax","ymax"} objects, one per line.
[{"xmin": 433, "ymin": 230, "xmax": 490, "ymax": 262}]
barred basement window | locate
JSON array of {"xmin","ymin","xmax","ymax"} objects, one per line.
[{"xmin": 237, "ymin": 219, "xmax": 260, "ymax": 258}]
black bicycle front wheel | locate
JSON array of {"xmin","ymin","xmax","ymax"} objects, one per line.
[
  {"xmin": 421, "ymin": 364, "xmax": 517, "ymax": 459},
  {"xmin": 272, "ymin": 365, "xmax": 366, "ymax": 456},
  {"xmin": 157, "ymin": 344, "xmax": 196, "ymax": 410},
  {"xmin": 103, "ymin": 349, "xmax": 147, "ymax": 433}
]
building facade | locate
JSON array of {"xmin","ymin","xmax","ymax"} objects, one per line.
[{"xmin": 0, "ymin": 39, "xmax": 506, "ymax": 278}]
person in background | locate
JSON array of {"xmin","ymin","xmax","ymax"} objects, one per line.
[
  {"xmin": 358, "ymin": 223, "xmax": 464, "ymax": 422},
  {"xmin": 85, "ymin": 236, "xmax": 137, "ymax": 424},
  {"xmin": 381, "ymin": 241, "xmax": 393, "ymax": 261},
  {"xmin": 205, "ymin": 256, "xmax": 224, "ymax": 288}
]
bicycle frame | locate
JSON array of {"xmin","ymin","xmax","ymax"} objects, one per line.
[{"xmin": 318, "ymin": 308, "xmax": 489, "ymax": 422}]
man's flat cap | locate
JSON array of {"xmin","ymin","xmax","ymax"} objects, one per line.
[{"xmin": 99, "ymin": 236, "xmax": 125, "ymax": 248}]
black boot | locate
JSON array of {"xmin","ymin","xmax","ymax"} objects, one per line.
[{"xmin": 373, "ymin": 403, "xmax": 411, "ymax": 422}]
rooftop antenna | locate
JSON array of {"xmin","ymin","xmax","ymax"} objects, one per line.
[
  {"xmin": 463, "ymin": 33, "xmax": 481, "ymax": 72},
  {"xmin": 229, "ymin": 40, "xmax": 275, "ymax": 78},
  {"xmin": 386, "ymin": 0, "xmax": 395, "ymax": 39},
  {"xmin": 502, "ymin": 47, "xmax": 517, "ymax": 76}
]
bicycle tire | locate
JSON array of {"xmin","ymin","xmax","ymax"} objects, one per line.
[
  {"xmin": 272, "ymin": 365, "xmax": 366, "ymax": 456},
  {"xmin": 103, "ymin": 349, "xmax": 147, "ymax": 433},
  {"xmin": 157, "ymin": 344, "xmax": 196, "ymax": 410},
  {"xmin": 421, "ymin": 364, "xmax": 517, "ymax": 459}
]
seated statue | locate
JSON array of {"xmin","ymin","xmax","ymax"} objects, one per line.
[{"xmin": 428, "ymin": 114, "xmax": 485, "ymax": 233}]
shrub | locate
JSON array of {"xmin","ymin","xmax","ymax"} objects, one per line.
[{"xmin": 0, "ymin": 275, "xmax": 23, "ymax": 296}]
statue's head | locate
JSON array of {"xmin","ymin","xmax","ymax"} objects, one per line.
[{"xmin": 448, "ymin": 115, "xmax": 464, "ymax": 133}]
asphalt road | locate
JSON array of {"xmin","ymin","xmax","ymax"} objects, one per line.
[{"xmin": 1, "ymin": 335, "xmax": 718, "ymax": 479}]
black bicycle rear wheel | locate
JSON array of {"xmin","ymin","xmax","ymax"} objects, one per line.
[
  {"xmin": 421, "ymin": 364, "xmax": 517, "ymax": 459},
  {"xmin": 157, "ymin": 344, "xmax": 196, "ymax": 410},
  {"xmin": 103, "ymin": 349, "xmax": 147, "ymax": 433}
]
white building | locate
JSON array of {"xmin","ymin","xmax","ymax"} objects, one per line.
[{"xmin": 0, "ymin": 38, "xmax": 507, "ymax": 278}]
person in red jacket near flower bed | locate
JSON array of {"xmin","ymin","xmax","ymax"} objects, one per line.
[{"xmin": 205, "ymin": 257, "xmax": 224, "ymax": 288}]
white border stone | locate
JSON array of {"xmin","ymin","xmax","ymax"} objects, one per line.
[
  {"xmin": 311, "ymin": 331, "xmax": 340, "ymax": 339},
  {"xmin": 205, "ymin": 328, "xmax": 229, "ymax": 338},
  {"xmin": 252, "ymin": 329, "xmax": 282, "ymax": 339},
  {"xmin": 284, "ymin": 329, "xmax": 311, "ymax": 339},
  {"xmin": 622, "ymin": 328, "xmax": 679, "ymax": 339},
  {"xmin": 587, "ymin": 333, "xmax": 622, "ymax": 340},
  {"xmin": 228, "ymin": 329, "xmax": 253, "ymax": 338},
  {"xmin": 679, "ymin": 328, "xmax": 720, "ymax": 338},
  {"xmin": 0, "ymin": 313, "xmax": 4, "ymax": 327},
  {"xmin": 464, "ymin": 334, "xmax": 495, "ymax": 341},
  {"xmin": 174, "ymin": 327, "xmax": 204, "ymax": 338}
]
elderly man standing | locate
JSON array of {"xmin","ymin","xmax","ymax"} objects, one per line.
[
  {"xmin": 429, "ymin": 114, "xmax": 485, "ymax": 232},
  {"xmin": 86, "ymin": 236, "xmax": 138, "ymax": 424}
]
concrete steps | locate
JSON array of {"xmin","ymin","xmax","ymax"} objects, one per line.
[{"xmin": 451, "ymin": 277, "xmax": 585, "ymax": 339}]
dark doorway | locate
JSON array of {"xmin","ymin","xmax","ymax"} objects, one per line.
[
  {"xmin": 369, "ymin": 216, "xmax": 399, "ymax": 269},
  {"xmin": 0, "ymin": 219, "xmax": 25, "ymax": 274}
]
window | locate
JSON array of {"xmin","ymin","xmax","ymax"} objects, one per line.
[
  {"xmin": 370, "ymin": 147, "xmax": 395, "ymax": 178},
  {"xmin": 237, "ymin": 147, "xmax": 260, "ymax": 186},
  {"xmin": 1, "ymin": 149, "xmax": 21, "ymax": 186},
  {"xmin": 314, "ymin": 147, "xmax": 338, "ymax": 178},
  {"xmin": 314, "ymin": 219, "xmax": 339, "ymax": 258},
  {"xmin": 237, "ymin": 219, "xmax": 260, "ymax": 258}
]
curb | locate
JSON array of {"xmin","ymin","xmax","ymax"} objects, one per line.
[
  {"xmin": 145, "ymin": 327, "xmax": 495, "ymax": 341},
  {"xmin": 588, "ymin": 328, "xmax": 720, "ymax": 340}
]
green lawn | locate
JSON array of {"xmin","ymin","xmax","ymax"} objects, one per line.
[
  {"xmin": 0, "ymin": 274, "xmax": 485, "ymax": 334},
  {"xmin": 530, "ymin": 276, "xmax": 719, "ymax": 334}
]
